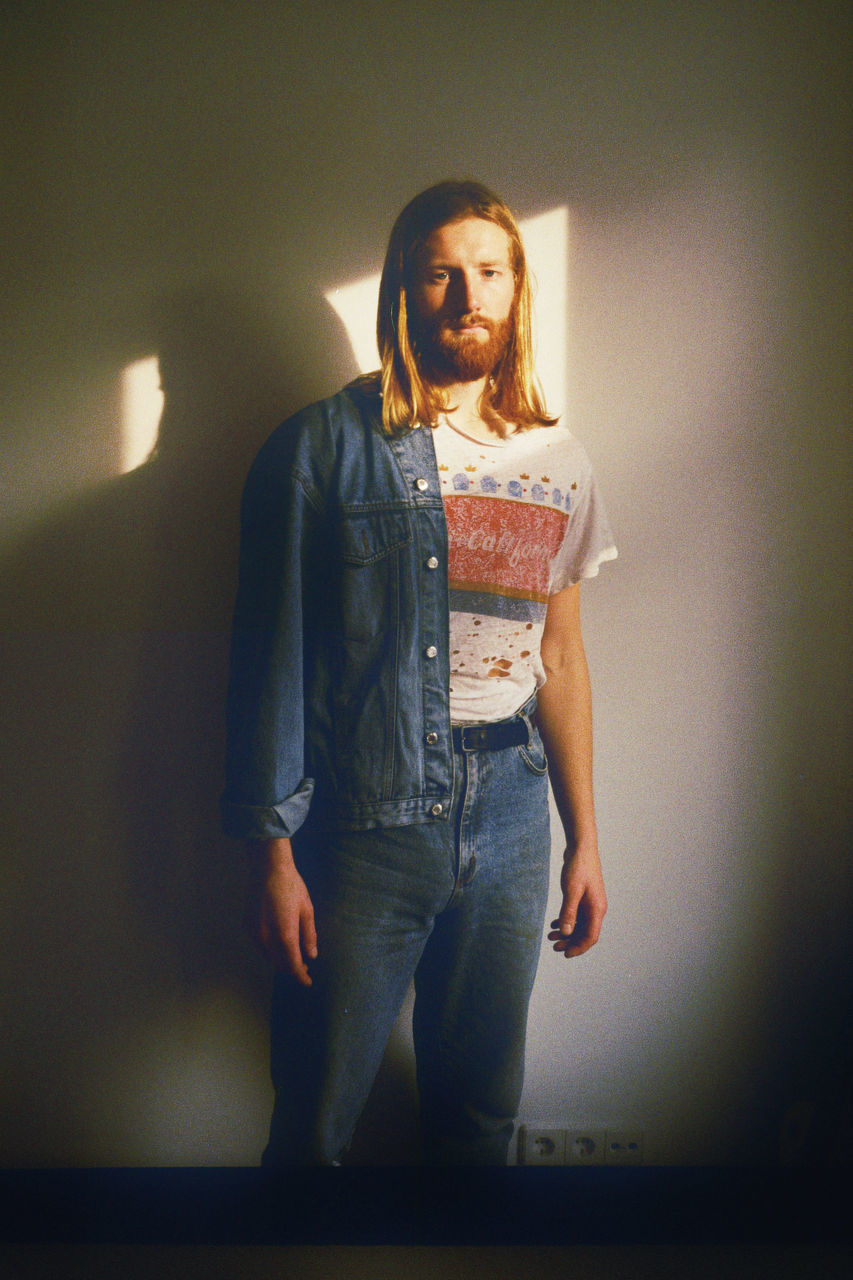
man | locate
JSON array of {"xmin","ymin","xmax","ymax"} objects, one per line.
[{"xmin": 222, "ymin": 180, "xmax": 616, "ymax": 1165}]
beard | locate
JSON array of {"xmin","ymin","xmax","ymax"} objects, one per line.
[{"xmin": 415, "ymin": 311, "xmax": 512, "ymax": 383}]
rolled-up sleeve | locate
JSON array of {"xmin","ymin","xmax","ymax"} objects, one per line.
[{"xmin": 221, "ymin": 428, "xmax": 323, "ymax": 841}]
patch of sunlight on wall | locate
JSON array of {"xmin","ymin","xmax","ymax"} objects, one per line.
[
  {"xmin": 118, "ymin": 209, "xmax": 568, "ymax": 472},
  {"xmin": 120, "ymin": 355, "xmax": 164, "ymax": 473},
  {"xmin": 325, "ymin": 207, "xmax": 569, "ymax": 417}
]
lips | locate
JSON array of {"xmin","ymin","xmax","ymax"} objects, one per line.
[{"xmin": 450, "ymin": 319, "xmax": 491, "ymax": 334}]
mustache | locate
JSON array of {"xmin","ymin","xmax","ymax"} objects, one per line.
[{"xmin": 445, "ymin": 313, "xmax": 495, "ymax": 332}]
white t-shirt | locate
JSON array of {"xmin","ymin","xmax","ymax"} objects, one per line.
[{"xmin": 432, "ymin": 418, "xmax": 617, "ymax": 724}]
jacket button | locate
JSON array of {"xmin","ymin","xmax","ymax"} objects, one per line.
[
  {"xmin": 425, "ymin": 731, "xmax": 438, "ymax": 745},
  {"xmin": 415, "ymin": 477, "xmax": 429, "ymax": 492},
  {"xmin": 426, "ymin": 556, "xmax": 439, "ymax": 569},
  {"xmin": 425, "ymin": 645, "xmax": 437, "ymax": 658},
  {"xmin": 431, "ymin": 802, "xmax": 443, "ymax": 816}
]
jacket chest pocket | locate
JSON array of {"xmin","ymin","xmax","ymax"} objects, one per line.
[{"xmin": 335, "ymin": 509, "xmax": 413, "ymax": 640}]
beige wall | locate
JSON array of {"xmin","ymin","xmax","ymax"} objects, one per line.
[{"xmin": 1, "ymin": 0, "xmax": 849, "ymax": 1165}]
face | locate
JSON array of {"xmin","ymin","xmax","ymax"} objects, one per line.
[{"xmin": 410, "ymin": 217, "xmax": 517, "ymax": 383}]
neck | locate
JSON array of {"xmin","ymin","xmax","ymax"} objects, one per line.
[
  {"xmin": 433, "ymin": 375, "xmax": 513, "ymax": 441},
  {"xmin": 441, "ymin": 376, "xmax": 488, "ymax": 423}
]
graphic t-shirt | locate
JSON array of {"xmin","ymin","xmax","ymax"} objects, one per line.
[{"xmin": 432, "ymin": 418, "xmax": 617, "ymax": 723}]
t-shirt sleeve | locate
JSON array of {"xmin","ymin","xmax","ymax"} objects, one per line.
[{"xmin": 550, "ymin": 444, "xmax": 617, "ymax": 591}]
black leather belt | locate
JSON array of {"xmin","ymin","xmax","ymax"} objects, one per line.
[{"xmin": 451, "ymin": 718, "xmax": 529, "ymax": 752}]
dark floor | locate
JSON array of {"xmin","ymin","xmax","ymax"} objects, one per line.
[
  {"xmin": 0, "ymin": 1167, "xmax": 848, "ymax": 1255},
  {"xmin": 1, "ymin": 1244, "xmax": 851, "ymax": 1279}
]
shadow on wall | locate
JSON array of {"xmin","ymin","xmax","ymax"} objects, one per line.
[{"xmin": 0, "ymin": 281, "xmax": 359, "ymax": 1162}]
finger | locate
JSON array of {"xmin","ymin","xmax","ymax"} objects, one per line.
[
  {"xmin": 560, "ymin": 939, "xmax": 596, "ymax": 958},
  {"xmin": 549, "ymin": 898, "xmax": 604, "ymax": 954},
  {"xmin": 301, "ymin": 904, "xmax": 318, "ymax": 962},
  {"xmin": 548, "ymin": 915, "xmax": 578, "ymax": 946},
  {"xmin": 247, "ymin": 898, "xmax": 285, "ymax": 966},
  {"xmin": 280, "ymin": 926, "xmax": 313, "ymax": 985},
  {"xmin": 259, "ymin": 907, "xmax": 313, "ymax": 985},
  {"xmin": 559, "ymin": 887, "xmax": 584, "ymax": 935},
  {"xmin": 558, "ymin": 910, "xmax": 604, "ymax": 958}
]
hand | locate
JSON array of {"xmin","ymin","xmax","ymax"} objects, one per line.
[
  {"xmin": 548, "ymin": 843, "xmax": 607, "ymax": 959},
  {"xmin": 245, "ymin": 839, "xmax": 318, "ymax": 986}
]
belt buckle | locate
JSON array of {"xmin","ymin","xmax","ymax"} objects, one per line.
[{"xmin": 468, "ymin": 725, "xmax": 489, "ymax": 750}]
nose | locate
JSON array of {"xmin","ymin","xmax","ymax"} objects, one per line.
[{"xmin": 451, "ymin": 270, "xmax": 481, "ymax": 314}]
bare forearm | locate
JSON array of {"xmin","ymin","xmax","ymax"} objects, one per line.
[
  {"xmin": 535, "ymin": 648, "xmax": 597, "ymax": 852},
  {"xmin": 246, "ymin": 835, "xmax": 296, "ymax": 871},
  {"xmin": 535, "ymin": 584, "xmax": 608, "ymax": 957},
  {"xmin": 537, "ymin": 644, "xmax": 608, "ymax": 957}
]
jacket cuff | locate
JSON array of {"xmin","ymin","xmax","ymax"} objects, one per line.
[{"xmin": 220, "ymin": 777, "xmax": 315, "ymax": 841}]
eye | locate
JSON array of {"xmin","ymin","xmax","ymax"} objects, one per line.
[{"xmin": 482, "ymin": 268, "xmax": 502, "ymax": 279}]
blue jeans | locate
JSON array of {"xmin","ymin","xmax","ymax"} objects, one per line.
[{"xmin": 264, "ymin": 698, "xmax": 552, "ymax": 1166}]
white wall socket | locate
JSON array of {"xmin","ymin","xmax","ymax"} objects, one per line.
[
  {"xmin": 565, "ymin": 1128, "xmax": 607, "ymax": 1165},
  {"xmin": 517, "ymin": 1126, "xmax": 566, "ymax": 1165},
  {"xmin": 518, "ymin": 1125, "xmax": 644, "ymax": 1166},
  {"xmin": 605, "ymin": 1130, "xmax": 644, "ymax": 1164}
]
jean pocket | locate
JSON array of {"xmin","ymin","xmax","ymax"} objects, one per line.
[
  {"xmin": 335, "ymin": 508, "xmax": 412, "ymax": 640},
  {"xmin": 516, "ymin": 727, "xmax": 549, "ymax": 776},
  {"xmin": 337, "ymin": 509, "xmax": 412, "ymax": 565}
]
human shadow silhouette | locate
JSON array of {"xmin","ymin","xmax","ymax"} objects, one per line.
[
  {"xmin": 0, "ymin": 280, "xmax": 361, "ymax": 1160},
  {"xmin": 113, "ymin": 283, "xmax": 361, "ymax": 1001}
]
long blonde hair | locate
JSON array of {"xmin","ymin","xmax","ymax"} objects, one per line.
[{"xmin": 350, "ymin": 180, "xmax": 557, "ymax": 436}]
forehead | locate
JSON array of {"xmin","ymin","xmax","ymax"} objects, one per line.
[{"xmin": 417, "ymin": 216, "xmax": 514, "ymax": 265}]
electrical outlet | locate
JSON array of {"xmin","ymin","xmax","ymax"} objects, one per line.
[
  {"xmin": 604, "ymin": 1129, "xmax": 644, "ymax": 1164},
  {"xmin": 564, "ymin": 1129, "xmax": 606, "ymax": 1165},
  {"xmin": 517, "ymin": 1125, "xmax": 646, "ymax": 1166},
  {"xmin": 517, "ymin": 1126, "xmax": 566, "ymax": 1165}
]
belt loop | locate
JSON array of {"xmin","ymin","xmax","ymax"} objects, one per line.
[
  {"xmin": 520, "ymin": 691, "xmax": 537, "ymax": 748},
  {"xmin": 520, "ymin": 712, "xmax": 533, "ymax": 749}
]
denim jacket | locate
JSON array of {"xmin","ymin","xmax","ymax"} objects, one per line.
[{"xmin": 221, "ymin": 387, "xmax": 456, "ymax": 839}]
